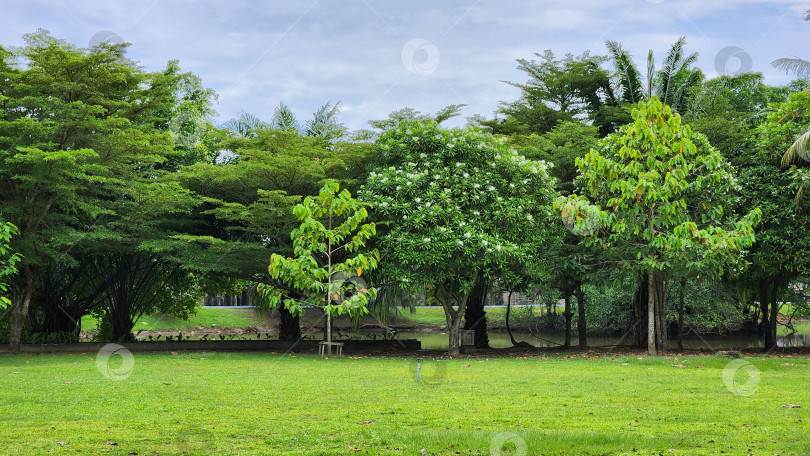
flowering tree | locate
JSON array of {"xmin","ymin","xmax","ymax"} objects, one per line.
[
  {"xmin": 258, "ymin": 181, "xmax": 379, "ymax": 352},
  {"xmin": 361, "ymin": 121, "xmax": 559, "ymax": 355}
]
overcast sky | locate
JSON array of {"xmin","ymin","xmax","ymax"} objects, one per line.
[{"xmin": 1, "ymin": 0, "xmax": 808, "ymax": 129}]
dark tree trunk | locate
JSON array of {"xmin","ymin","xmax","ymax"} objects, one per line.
[
  {"xmin": 677, "ymin": 277, "xmax": 686, "ymax": 351},
  {"xmin": 463, "ymin": 275, "xmax": 489, "ymax": 349},
  {"xmin": 633, "ymin": 276, "xmax": 649, "ymax": 348},
  {"xmin": 563, "ymin": 279, "xmax": 572, "ymax": 348},
  {"xmin": 768, "ymin": 282, "xmax": 779, "ymax": 350},
  {"xmin": 277, "ymin": 307, "xmax": 301, "ymax": 341},
  {"xmin": 575, "ymin": 282, "xmax": 586, "ymax": 347},
  {"xmin": 8, "ymin": 265, "xmax": 34, "ymax": 352},
  {"xmin": 506, "ymin": 291, "xmax": 518, "ymax": 346},
  {"xmin": 760, "ymin": 279, "xmax": 775, "ymax": 349},
  {"xmin": 647, "ymin": 270, "xmax": 656, "ymax": 355}
]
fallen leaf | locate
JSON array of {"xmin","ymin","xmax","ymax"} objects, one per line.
[
  {"xmin": 171, "ymin": 352, "xmax": 178, "ymax": 356},
  {"xmin": 462, "ymin": 364, "xmax": 470, "ymax": 368},
  {"xmin": 55, "ymin": 441, "xmax": 67, "ymax": 446},
  {"xmin": 363, "ymin": 420, "xmax": 374, "ymax": 425},
  {"xmin": 103, "ymin": 442, "xmax": 117, "ymax": 446},
  {"xmin": 782, "ymin": 404, "xmax": 801, "ymax": 408},
  {"xmin": 672, "ymin": 364, "xmax": 685, "ymax": 369},
  {"xmin": 128, "ymin": 452, "xmax": 139, "ymax": 455}
]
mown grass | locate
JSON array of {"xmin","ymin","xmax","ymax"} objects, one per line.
[
  {"xmin": 80, "ymin": 308, "xmax": 275, "ymax": 333},
  {"xmin": 0, "ymin": 352, "xmax": 807, "ymax": 455}
]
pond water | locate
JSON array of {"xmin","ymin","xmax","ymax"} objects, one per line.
[{"xmin": 393, "ymin": 330, "xmax": 810, "ymax": 350}]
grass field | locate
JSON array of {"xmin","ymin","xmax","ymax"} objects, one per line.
[
  {"xmin": 79, "ymin": 306, "xmax": 541, "ymax": 334},
  {"xmin": 1, "ymin": 351, "xmax": 808, "ymax": 455}
]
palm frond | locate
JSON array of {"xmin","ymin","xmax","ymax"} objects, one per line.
[
  {"xmin": 271, "ymin": 102, "xmax": 301, "ymax": 133},
  {"xmin": 222, "ymin": 111, "xmax": 267, "ymax": 138},
  {"xmin": 646, "ymin": 49, "xmax": 655, "ymax": 99},
  {"xmin": 605, "ymin": 40, "xmax": 645, "ymax": 104},
  {"xmin": 772, "ymin": 58, "xmax": 810, "ymax": 80},
  {"xmin": 655, "ymin": 37, "xmax": 698, "ymax": 107},
  {"xmin": 781, "ymin": 128, "xmax": 810, "ymax": 168},
  {"xmin": 304, "ymin": 100, "xmax": 346, "ymax": 139}
]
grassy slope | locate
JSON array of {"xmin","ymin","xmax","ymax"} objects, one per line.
[{"xmin": 0, "ymin": 353, "xmax": 807, "ymax": 455}]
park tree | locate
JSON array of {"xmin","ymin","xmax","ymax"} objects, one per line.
[
  {"xmin": 509, "ymin": 121, "xmax": 603, "ymax": 347},
  {"xmin": 0, "ymin": 31, "xmax": 217, "ymax": 348},
  {"xmin": 734, "ymin": 91, "xmax": 810, "ymax": 348},
  {"xmin": 481, "ymin": 52, "xmax": 622, "ymax": 136},
  {"xmin": 558, "ymin": 98, "xmax": 761, "ymax": 355},
  {"xmin": 166, "ymin": 128, "xmax": 376, "ymax": 340},
  {"xmin": 257, "ymin": 181, "xmax": 379, "ymax": 353},
  {"xmin": 361, "ymin": 121, "xmax": 559, "ymax": 355}
]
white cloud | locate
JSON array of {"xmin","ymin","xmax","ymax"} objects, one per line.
[{"xmin": 1, "ymin": 0, "xmax": 807, "ymax": 129}]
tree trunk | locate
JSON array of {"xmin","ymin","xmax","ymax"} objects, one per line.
[
  {"xmin": 633, "ymin": 276, "xmax": 649, "ymax": 348},
  {"xmin": 768, "ymin": 282, "xmax": 779, "ymax": 350},
  {"xmin": 277, "ymin": 307, "xmax": 301, "ymax": 341},
  {"xmin": 8, "ymin": 265, "xmax": 34, "ymax": 352},
  {"xmin": 506, "ymin": 290, "xmax": 517, "ymax": 346},
  {"xmin": 677, "ymin": 277, "xmax": 686, "ymax": 351},
  {"xmin": 575, "ymin": 282, "xmax": 586, "ymax": 348},
  {"xmin": 439, "ymin": 280, "xmax": 473, "ymax": 356},
  {"xmin": 647, "ymin": 270, "xmax": 667, "ymax": 354},
  {"xmin": 563, "ymin": 280, "xmax": 572, "ymax": 348},
  {"xmin": 463, "ymin": 275, "xmax": 490, "ymax": 349},
  {"xmin": 760, "ymin": 279, "xmax": 775, "ymax": 349},
  {"xmin": 647, "ymin": 270, "xmax": 656, "ymax": 356}
]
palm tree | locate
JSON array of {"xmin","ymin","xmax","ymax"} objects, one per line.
[
  {"xmin": 304, "ymin": 101, "xmax": 347, "ymax": 141},
  {"xmin": 222, "ymin": 110, "xmax": 268, "ymax": 138},
  {"xmin": 773, "ymin": 9, "xmax": 810, "ymax": 169},
  {"xmin": 606, "ymin": 37, "xmax": 702, "ymax": 113},
  {"xmin": 270, "ymin": 102, "xmax": 301, "ymax": 133}
]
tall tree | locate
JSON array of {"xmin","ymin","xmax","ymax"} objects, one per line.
[
  {"xmin": 558, "ymin": 98, "xmax": 760, "ymax": 354},
  {"xmin": 487, "ymin": 51, "xmax": 622, "ymax": 136},
  {"xmin": 362, "ymin": 121, "xmax": 559, "ymax": 355},
  {"xmin": 258, "ymin": 181, "xmax": 379, "ymax": 353}
]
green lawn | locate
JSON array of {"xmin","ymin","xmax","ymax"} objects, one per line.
[
  {"xmin": 1, "ymin": 352, "xmax": 808, "ymax": 455},
  {"xmin": 80, "ymin": 308, "xmax": 275, "ymax": 333}
]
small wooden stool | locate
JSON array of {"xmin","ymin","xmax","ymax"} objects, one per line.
[{"xmin": 318, "ymin": 341, "xmax": 344, "ymax": 358}]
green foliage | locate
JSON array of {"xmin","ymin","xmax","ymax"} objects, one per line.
[
  {"xmin": 493, "ymin": 51, "xmax": 621, "ymax": 135},
  {"xmin": 259, "ymin": 181, "xmax": 379, "ymax": 320},
  {"xmin": 362, "ymin": 121, "xmax": 558, "ymax": 294},
  {"xmin": 558, "ymin": 98, "xmax": 760, "ymax": 277},
  {"xmin": 0, "ymin": 221, "xmax": 21, "ymax": 308}
]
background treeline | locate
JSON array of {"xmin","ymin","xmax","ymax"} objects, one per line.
[{"xmin": 1, "ymin": 29, "xmax": 809, "ymax": 352}]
